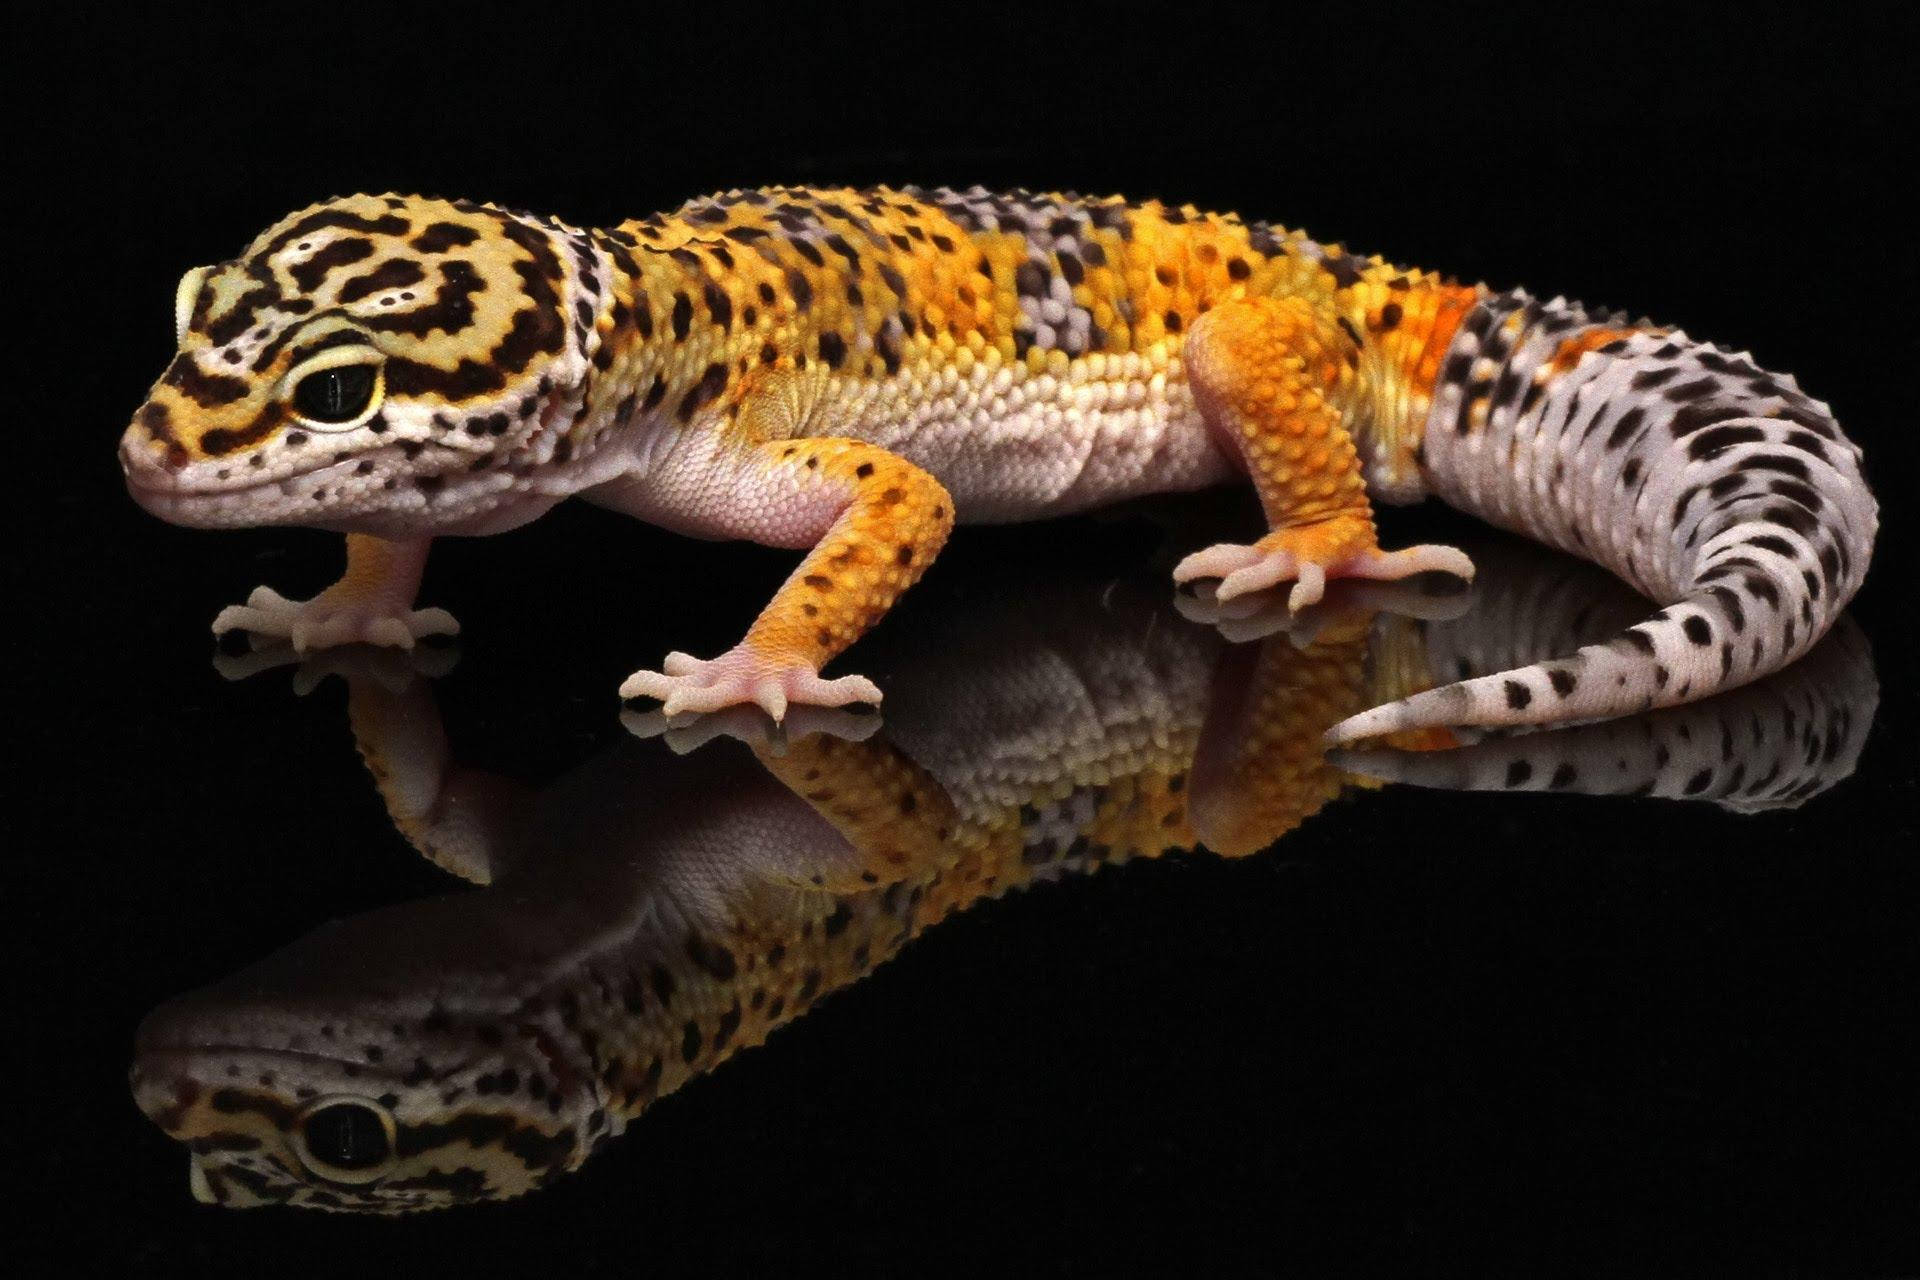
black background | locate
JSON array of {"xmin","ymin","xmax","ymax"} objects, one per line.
[{"xmin": 13, "ymin": 5, "xmax": 1917, "ymax": 1275}]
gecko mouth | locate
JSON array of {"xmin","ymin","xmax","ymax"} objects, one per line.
[
  {"xmin": 122, "ymin": 464, "xmax": 325, "ymax": 526},
  {"xmin": 129, "ymin": 1042, "xmax": 419, "ymax": 1132},
  {"xmin": 125, "ymin": 467, "xmax": 296, "ymax": 503},
  {"xmin": 131, "ymin": 1041, "xmax": 436, "ymax": 1092},
  {"xmin": 122, "ymin": 442, "xmax": 471, "ymax": 529},
  {"xmin": 122, "ymin": 444, "xmax": 378, "ymax": 497},
  {"xmin": 136, "ymin": 1042, "xmax": 406, "ymax": 1070}
]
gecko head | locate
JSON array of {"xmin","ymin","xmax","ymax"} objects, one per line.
[
  {"xmin": 120, "ymin": 193, "xmax": 611, "ymax": 535},
  {"xmin": 129, "ymin": 906, "xmax": 612, "ymax": 1214}
]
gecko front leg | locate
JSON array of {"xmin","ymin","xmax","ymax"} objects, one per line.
[
  {"xmin": 212, "ymin": 533, "xmax": 458, "ymax": 652},
  {"xmin": 614, "ymin": 435, "xmax": 953, "ymax": 721}
]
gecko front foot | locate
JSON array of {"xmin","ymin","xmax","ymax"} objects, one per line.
[
  {"xmin": 619, "ymin": 645, "xmax": 882, "ymax": 722},
  {"xmin": 1174, "ymin": 518, "xmax": 1474, "ymax": 612},
  {"xmin": 212, "ymin": 585, "xmax": 460, "ymax": 653}
]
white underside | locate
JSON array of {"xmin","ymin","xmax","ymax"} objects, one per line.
[{"xmin": 820, "ymin": 348, "xmax": 1235, "ymax": 522}]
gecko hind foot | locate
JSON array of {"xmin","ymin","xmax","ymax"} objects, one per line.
[
  {"xmin": 212, "ymin": 585, "xmax": 459, "ymax": 653},
  {"xmin": 1175, "ymin": 522, "xmax": 1475, "ymax": 612},
  {"xmin": 619, "ymin": 645, "xmax": 882, "ymax": 722}
]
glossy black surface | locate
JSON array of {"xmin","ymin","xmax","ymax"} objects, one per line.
[{"xmin": 20, "ymin": 8, "xmax": 1916, "ymax": 1274}]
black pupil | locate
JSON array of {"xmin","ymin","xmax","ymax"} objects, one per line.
[
  {"xmin": 293, "ymin": 364, "xmax": 375, "ymax": 422},
  {"xmin": 302, "ymin": 1103, "xmax": 389, "ymax": 1170}
]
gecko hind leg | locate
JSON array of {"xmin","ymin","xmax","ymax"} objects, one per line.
[{"xmin": 1174, "ymin": 296, "xmax": 1472, "ymax": 612}]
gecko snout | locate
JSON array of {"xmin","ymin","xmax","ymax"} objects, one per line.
[{"xmin": 119, "ymin": 435, "xmax": 176, "ymax": 486}]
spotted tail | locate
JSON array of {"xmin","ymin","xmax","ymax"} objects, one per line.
[{"xmin": 1327, "ymin": 290, "xmax": 1877, "ymax": 744}]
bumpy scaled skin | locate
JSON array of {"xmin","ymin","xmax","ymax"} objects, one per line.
[
  {"xmin": 120, "ymin": 187, "xmax": 1877, "ymax": 734},
  {"xmin": 1175, "ymin": 295, "xmax": 1472, "ymax": 610}
]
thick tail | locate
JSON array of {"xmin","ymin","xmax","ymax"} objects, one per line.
[{"xmin": 1327, "ymin": 290, "xmax": 1877, "ymax": 744}]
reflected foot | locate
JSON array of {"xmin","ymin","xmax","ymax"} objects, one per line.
[
  {"xmin": 213, "ymin": 585, "xmax": 459, "ymax": 653},
  {"xmin": 1176, "ymin": 574, "xmax": 1476, "ymax": 645},
  {"xmin": 213, "ymin": 638, "xmax": 459, "ymax": 693},
  {"xmin": 621, "ymin": 703, "xmax": 882, "ymax": 754},
  {"xmin": 619, "ymin": 644, "xmax": 882, "ymax": 721}
]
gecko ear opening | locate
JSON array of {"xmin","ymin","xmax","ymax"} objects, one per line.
[{"xmin": 173, "ymin": 266, "xmax": 210, "ymax": 344}]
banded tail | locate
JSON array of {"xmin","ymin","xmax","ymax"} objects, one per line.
[{"xmin": 1327, "ymin": 290, "xmax": 1877, "ymax": 744}]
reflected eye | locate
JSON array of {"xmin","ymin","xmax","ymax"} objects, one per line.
[
  {"xmin": 296, "ymin": 1100, "xmax": 394, "ymax": 1181},
  {"xmin": 293, "ymin": 364, "xmax": 378, "ymax": 424}
]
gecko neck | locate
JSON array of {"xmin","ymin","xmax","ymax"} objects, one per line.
[{"xmin": 581, "ymin": 228, "xmax": 766, "ymax": 430}]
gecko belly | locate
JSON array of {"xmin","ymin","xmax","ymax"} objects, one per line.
[{"xmin": 832, "ymin": 347, "xmax": 1235, "ymax": 523}]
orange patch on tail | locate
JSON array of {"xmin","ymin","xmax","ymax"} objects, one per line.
[
  {"xmin": 1407, "ymin": 284, "xmax": 1484, "ymax": 391},
  {"xmin": 1545, "ymin": 326, "xmax": 1656, "ymax": 374}
]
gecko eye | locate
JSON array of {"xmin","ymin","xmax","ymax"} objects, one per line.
[
  {"xmin": 294, "ymin": 1098, "xmax": 395, "ymax": 1183},
  {"xmin": 283, "ymin": 344, "xmax": 386, "ymax": 432},
  {"xmin": 294, "ymin": 365, "xmax": 377, "ymax": 423}
]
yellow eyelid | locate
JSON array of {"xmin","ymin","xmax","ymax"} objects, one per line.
[{"xmin": 173, "ymin": 266, "xmax": 210, "ymax": 344}]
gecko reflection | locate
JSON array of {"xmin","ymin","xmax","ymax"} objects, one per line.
[{"xmin": 130, "ymin": 539, "xmax": 1876, "ymax": 1212}]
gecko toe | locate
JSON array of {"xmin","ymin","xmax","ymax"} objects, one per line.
[
  {"xmin": 214, "ymin": 582, "xmax": 458, "ymax": 654},
  {"xmin": 363, "ymin": 618, "xmax": 417, "ymax": 651},
  {"xmin": 1216, "ymin": 550, "xmax": 1298, "ymax": 602},
  {"xmin": 1174, "ymin": 543, "xmax": 1266, "ymax": 585},
  {"xmin": 1286, "ymin": 562, "xmax": 1326, "ymax": 613}
]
